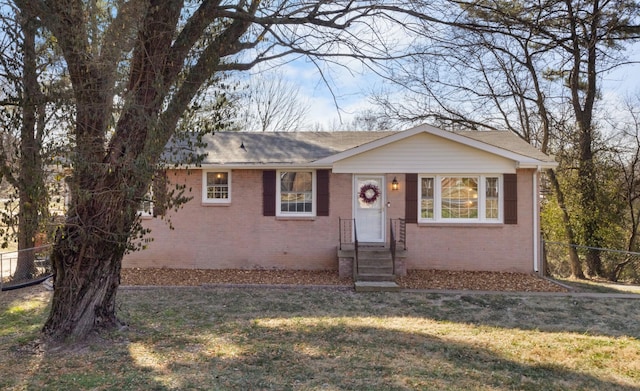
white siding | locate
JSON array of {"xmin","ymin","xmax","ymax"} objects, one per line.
[{"xmin": 332, "ymin": 133, "xmax": 516, "ymax": 174}]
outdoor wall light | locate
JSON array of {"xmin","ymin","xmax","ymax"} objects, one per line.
[{"xmin": 392, "ymin": 177, "xmax": 399, "ymax": 191}]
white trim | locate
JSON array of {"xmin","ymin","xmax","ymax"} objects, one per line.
[
  {"xmin": 418, "ymin": 174, "xmax": 503, "ymax": 224},
  {"xmin": 137, "ymin": 201, "xmax": 153, "ymax": 218},
  {"xmin": 137, "ymin": 188, "xmax": 154, "ymax": 218},
  {"xmin": 354, "ymin": 175, "xmax": 386, "ymax": 242},
  {"xmin": 202, "ymin": 169, "xmax": 232, "ymax": 204},
  {"xmin": 276, "ymin": 169, "xmax": 316, "ymax": 217},
  {"xmin": 173, "ymin": 163, "xmax": 333, "ymax": 170},
  {"xmin": 533, "ymin": 167, "xmax": 540, "ymax": 273}
]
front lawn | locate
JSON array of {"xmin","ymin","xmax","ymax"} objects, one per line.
[{"xmin": 1, "ymin": 285, "xmax": 639, "ymax": 390}]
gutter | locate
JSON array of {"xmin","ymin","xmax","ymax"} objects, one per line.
[
  {"xmin": 533, "ymin": 166, "xmax": 541, "ymax": 274},
  {"xmin": 167, "ymin": 162, "xmax": 334, "ymax": 170}
]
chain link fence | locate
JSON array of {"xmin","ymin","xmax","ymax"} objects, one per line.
[
  {"xmin": 1, "ymin": 245, "xmax": 53, "ymax": 291},
  {"xmin": 542, "ymin": 240, "xmax": 640, "ymax": 282}
]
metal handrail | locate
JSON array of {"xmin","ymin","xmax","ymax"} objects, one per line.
[
  {"xmin": 338, "ymin": 218, "xmax": 359, "ymax": 279},
  {"xmin": 353, "ymin": 220, "xmax": 359, "ymax": 280},
  {"xmin": 339, "ymin": 218, "xmax": 353, "ymax": 250},
  {"xmin": 390, "ymin": 218, "xmax": 407, "ymax": 251},
  {"xmin": 390, "ymin": 219, "xmax": 397, "ymax": 276}
]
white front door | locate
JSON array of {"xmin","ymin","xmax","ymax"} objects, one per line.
[{"xmin": 354, "ymin": 175, "xmax": 385, "ymax": 243}]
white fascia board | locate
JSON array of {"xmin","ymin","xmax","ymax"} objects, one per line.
[
  {"xmin": 168, "ymin": 163, "xmax": 333, "ymax": 170},
  {"xmin": 517, "ymin": 161, "xmax": 558, "ymax": 169}
]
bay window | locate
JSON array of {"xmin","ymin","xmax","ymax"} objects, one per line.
[{"xmin": 419, "ymin": 175, "xmax": 502, "ymax": 223}]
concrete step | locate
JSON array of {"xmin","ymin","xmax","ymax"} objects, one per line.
[
  {"xmin": 355, "ymin": 281, "xmax": 401, "ymax": 292},
  {"xmin": 358, "ymin": 252, "xmax": 392, "ymax": 270},
  {"xmin": 358, "ymin": 250, "xmax": 392, "ymax": 259},
  {"xmin": 358, "ymin": 257, "xmax": 393, "ymax": 266},
  {"xmin": 358, "ymin": 266, "xmax": 394, "ymax": 275},
  {"xmin": 356, "ymin": 272, "xmax": 396, "ymax": 282}
]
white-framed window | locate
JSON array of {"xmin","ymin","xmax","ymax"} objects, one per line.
[
  {"xmin": 277, "ymin": 170, "xmax": 315, "ymax": 216},
  {"xmin": 202, "ymin": 170, "xmax": 231, "ymax": 204},
  {"xmin": 419, "ymin": 175, "xmax": 502, "ymax": 223},
  {"xmin": 138, "ymin": 188, "xmax": 153, "ymax": 218}
]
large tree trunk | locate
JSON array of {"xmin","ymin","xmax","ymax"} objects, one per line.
[
  {"xmin": 567, "ymin": 0, "xmax": 603, "ymax": 278},
  {"xmin": 43, "ymin": 241, "xmax": 123, "ymax": 341},
  {"xmin": 579, "ymin": 136, "xmax": 604, "ymax": 277},
  {"xmin": 42, "ymin": 191, "xmax": 137, "ymax": 341},
  {"xmin": 13, "ymin": 10, "xmax": 47, "ymax": 281}
]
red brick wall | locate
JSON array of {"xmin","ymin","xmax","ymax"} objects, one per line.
[
  {"xmin": 124, "ymin": 169, "xmax": 353, "ymax": 270},
  {"xmin": 386, "ymin": 169, "xmax": 537, "ymax": 273},
  {"xmin": 124, "ymin": 168, "xmax": 538, "ymax": 273}
]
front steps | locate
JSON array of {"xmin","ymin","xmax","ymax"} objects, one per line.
[
  {"xmin": 337, "ymin": 244, "xmax": 406, "ymax": 292},
  {"xmin": 356, "ymin": 247, "xmax": 394, "ymax": 281},
  {"xmin": 354, "ymin": 246, "xmax": 400, "ymax": 292}
]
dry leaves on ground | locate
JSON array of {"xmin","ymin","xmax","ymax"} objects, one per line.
[
  {"xmin": 120, "ymin": 268, "xmax": 568, "ymax": 292},
  {"xmin": 397, "ymin": 270, "xmax": 568, "ymax": 292}
]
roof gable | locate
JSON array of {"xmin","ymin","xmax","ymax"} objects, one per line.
[
  {"xmin": 331, "ymin": 131, "xmax": 519, "ymax": 174},
  {"xmin": 315, "ymin": 124, "xmax": 556, "ymax": 168}
]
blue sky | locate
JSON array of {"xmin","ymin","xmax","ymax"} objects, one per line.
[
  {"xmin": 248, "ymin": 57, "xmax": 386, "ymax": 130},
  {"xmin": 246, "ymin": 40, "xmax": 640, "ymax": 132}
]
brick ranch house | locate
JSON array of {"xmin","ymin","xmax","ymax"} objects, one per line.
[{"xmin": 123, "ymin": 124, "xmax": 557, "ymax": 279}]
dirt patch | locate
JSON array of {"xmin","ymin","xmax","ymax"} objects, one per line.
[{"xmin": 120, "ymin": 268, "xmax": 567, "ymax": 292}]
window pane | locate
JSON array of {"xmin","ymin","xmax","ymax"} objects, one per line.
[
  {"xmin": 280, "ymin": 171, "xmax": 313, "ymax": 214},
  {"xmin": 421, "ymin": 177, "xmax": 434, "ymax": 219},
  {"xmin": 486, "ymin": 177, "xmax": 499, "ymax": 219},
  {"xmin": 206, "ymin": 172, "xmax": 229, "ymax": 199},
  {"xmin": 441, "ymin": 177, "xmax": 478, "ymax": 219},
  {"xmin": 138, "ymin": 188, "xmax": 153, "ymax": 216}
]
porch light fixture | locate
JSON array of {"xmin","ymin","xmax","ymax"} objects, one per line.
[{"xmin": 392, "ymin": 177, "xmax": 399, "ymax": 191}]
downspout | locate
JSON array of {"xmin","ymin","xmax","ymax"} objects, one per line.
[{"xmin": 532, "ymin": 166, "xmax": 541, "ymax": 274}]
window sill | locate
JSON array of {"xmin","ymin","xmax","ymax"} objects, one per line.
[
  {"xmin": 201, "ymin": 202, "xmax": 231, "ymax": 207},
  {"xmin": 275, "ymin": 216, "xmax": 316, "ymax": 221}
]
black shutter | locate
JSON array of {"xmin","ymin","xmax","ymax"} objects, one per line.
[
  {"xmin": 152, "ymin": 170, "xmax": 167, "ymax": 217},
  {"xmin": 504, "ymin": 173, "xmax": 518, "ymax": 224},
  {"xmin": 263, "ymin": 170, "xmax": 276, "ymax": 216},
  {"xmin": 405, "ymin": 173, "xmax": 418, "ymax": 223},
  {"xmin": 317, "ymin": 169, "xmax": 330, "ymax": 216}
]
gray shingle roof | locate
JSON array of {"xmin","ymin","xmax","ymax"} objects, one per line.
[
  {"xmin": 454, "ymin": 130, "xmax": 555, "ymax": 163},
  {"xmin": 164, "ymin": 128, "xmax": 555, "ymax": 166},
  {"xmin": 165, "ymin": 131, "xmax": 397, "ymax": 165}
]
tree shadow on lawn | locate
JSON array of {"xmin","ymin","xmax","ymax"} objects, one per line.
[
  {"xmin": 112, "ymin": 314, "xmax": 639, "ymax": 390},
  {"xmin": 166, "ymin": 286, "xmax": 640, "ymax": 339},
  {"xmin": 2, "ymin": 286, "xmax": 639, "ymax": 390},
  {"xmin": 408, "ymin": 293, "xmax": 640, "ymax": 340},
  {"xmin": 110, "ymin": 287, "xmax": 640, "ymax": 390}
]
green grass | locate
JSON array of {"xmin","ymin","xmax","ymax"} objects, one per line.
[{"xmin": 1, "ymin": 286, "xmax": 640, "ymax": 390}]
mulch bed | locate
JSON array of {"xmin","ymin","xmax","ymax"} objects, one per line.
[{"xmin": 120, "ymin": 268, "xmax": 568, "ymax": 292}]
